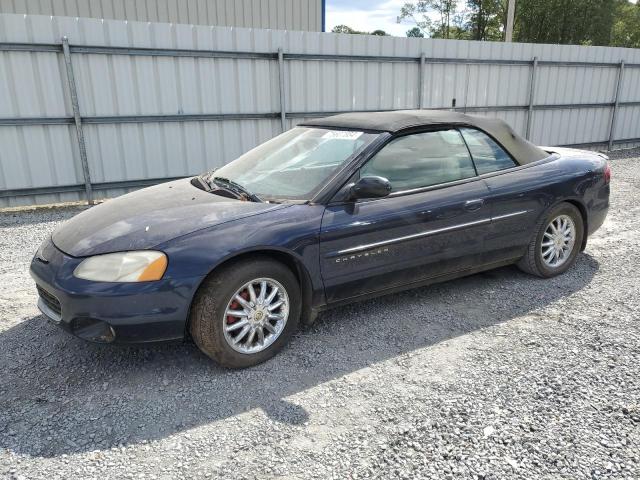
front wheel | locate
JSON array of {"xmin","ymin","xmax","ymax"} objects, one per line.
[
  {"xmin": 189, "ymin": 257, "xmax": 301, "ymax": 368},
  {"xmin": 517, "ymin": 202, "xmax": 584, "ymax": 278}
]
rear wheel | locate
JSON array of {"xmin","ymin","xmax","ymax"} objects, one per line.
[
  {"xmin": 189, "ymin": 258, "xmax": 301, "ymax": 368},
  {"xmin": 517, "ymin": 202, "xmax": 584, "ymax": 278}
]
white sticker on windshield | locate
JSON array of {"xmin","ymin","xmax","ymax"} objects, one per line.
[{"xmin": 322, "ymin": 130, "xmax": 363, "ymax": 139}]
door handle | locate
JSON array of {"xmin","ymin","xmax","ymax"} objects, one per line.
[{"xmin": 464, "ymin": 199, "xmax": 485, "ymax": 211}]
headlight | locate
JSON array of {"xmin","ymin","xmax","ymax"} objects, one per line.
[{"xmin": 73, "ymin": 251, "xmax": 168, "ymax": 282}]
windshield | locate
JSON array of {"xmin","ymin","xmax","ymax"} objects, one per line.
[{"xmin": 204, "ymin": 127, "xmax": 378, "ymax": 201}]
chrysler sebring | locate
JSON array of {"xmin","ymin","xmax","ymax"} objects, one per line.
[{"xmin": 30, "ymin": 110, "xmax": 610, "ymax": 367}]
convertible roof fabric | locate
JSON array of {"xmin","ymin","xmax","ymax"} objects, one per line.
[{"xmin": 300, "ymin": 110, "xmax": 549, "ymax": 165}]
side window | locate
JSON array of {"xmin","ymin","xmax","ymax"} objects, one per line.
[
  {"xmin": 360, "ymin": 129, "xmax": 477, "ymax": 192},
  {"xmin": 460, "ymin": 128, "xmax": 517, "ymax": 174}
]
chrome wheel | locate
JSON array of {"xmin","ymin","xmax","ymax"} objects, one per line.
[
  {"xmin": 222, "ymin": 278, "xmax": 289, "ymax": 354},
  {"xmin": 541, "ymin": 214, "xmax": 576, "ymax": 268}
]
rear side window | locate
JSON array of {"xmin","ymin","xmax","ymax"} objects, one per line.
[
  {"xmin": 460, "ymin": 128, "xmax": 517, "ymax": 174},
  {"xmin": 360, "ymin": 129, "xmax": 477, "ymax": 192}
]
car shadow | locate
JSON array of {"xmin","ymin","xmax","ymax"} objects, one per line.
[{"xmin": 0, "ymin": 254, "xmax": 599, "ymax": 458}]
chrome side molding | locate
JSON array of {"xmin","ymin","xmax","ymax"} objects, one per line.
[
  {"xmin": 492, "ymin": 210, "xmax": 529, "ymax": 221},
  {"xmin": 328, "ymin": 210, "xmax": 531, "ymax": 258},
  {"xmin": 333, "ymin": 217, "xmax": 492, "ymax": 257}
]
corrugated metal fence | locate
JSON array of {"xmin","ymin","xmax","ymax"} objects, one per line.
[{"xmin": 1, "ymin": 13, "xmax": 639, "ymax": 207}]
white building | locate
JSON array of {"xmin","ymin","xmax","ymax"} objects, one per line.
[{"xmin": 0, "ymin": 0, "xmax": 325, "ymax": 31}]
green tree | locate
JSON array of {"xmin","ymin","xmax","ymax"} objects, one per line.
[
  {"xmin": 400, "ymin": 0, "xmax": 634, "ymax": 46},
  {"xmin": 406, "ymin": 26, "xmax": 425, "ymax": 37},
  {"xmin": 465, "ymin": 0, "xmax": 506, "ymax": 41},
  {"xmin": 331, "ymin": 25, "xmax": 388, "ymax": 36},
  {"xmin": 400, "ymin": 1, "xmax": 462, "ymax": 39},
  {"xmin": 514, "ymin": 0, "xmax": 619, "ymax": 46},
  {"xmin": 431, "ymin": 25, "xmax": 473, "ymax": 39},
  {"xmin": 611, "ymin": 1, "xmax": 640, "ymax": 48},
  {"xmin": 331, "ymin": 25, "xmax": 366, "ymax": 34}
]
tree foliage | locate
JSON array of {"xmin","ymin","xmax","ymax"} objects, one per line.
[
  {"xmin": 514, "ymin": 0, "xmax": 618, "ymax": 45},
  {"xmin": 331, "ymin": 24, "xmax": 366, "ymax": 34},
  {"xmin": 400, "ymin": 1, "xmax": 463, "ymax": 39},
  {"xmin": 406, "ymin": 26, "xmax": 425, "ymax": 37},
  {"xmin": 331, "ymin": 25, "xmax": 389, "ymax": 36},
  {"xmin": 400, "ymin": 0, "xmax": 503, "ymax": 40},
  {"xmin": 466, "ymin": 0, "xmax": 505, "ymax": 41},
  {"xmin": 399, "ymin": 0, "xmax": 640, "ymax": 47},
  {"xmin": 610, "ymin": 1, "xmax": 640, "ymax": 48}
]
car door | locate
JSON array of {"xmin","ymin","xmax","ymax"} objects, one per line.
[
  {"xmin": 319, "ymin": 128, "xmax": 492, "ymax": 304},
  {"xmin": 459, "ymin": 127, "xmax": 549, "ymax": 263}
]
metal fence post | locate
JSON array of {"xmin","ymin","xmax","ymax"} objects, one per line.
[
  {"xmin": 525, "ymin": 56, "xmax": 538, "ymax": 141},
  {"xmin": 61, "ymin": 36, "xmax": 93, "ymax": 205},
  {"xmin": 277, "ymin": 48, "xmax": 287, "ymax": 132},
  {"xmin": 463, "ymin": 64, "xmax": 470, "ymax": 113},
  {"xmin": 608, "ymin": 60, "xmax": 625, "ymax": 151},
  {"xmin": 418, "ymin": 52, "xmax": 425, "ymax": 109}
]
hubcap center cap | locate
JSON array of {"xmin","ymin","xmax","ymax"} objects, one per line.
[
  {"xmin": 249, "ymin": 307, "xmax": 268, "ymax": 326},
  {"xmin": 555, "ymin": 236, "xmax": 563, "ymax": 248}
]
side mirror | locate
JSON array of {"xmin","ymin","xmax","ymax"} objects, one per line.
[{"xmin": 350, "ymin": 176, "xmax": 392, "ymax": 200}]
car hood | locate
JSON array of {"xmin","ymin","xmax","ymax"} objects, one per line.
[{"xmin": 52, "ymin": 178, "xmax": 288, "ymax": 257}]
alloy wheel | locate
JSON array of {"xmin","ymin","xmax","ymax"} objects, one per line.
[
  {"xmin": 541, "ymin": 214, "xmax": 576, "ymax": 268},
  {"xmin": 222, "ymin": 278, "xmax": 289, "ymax": 354}
]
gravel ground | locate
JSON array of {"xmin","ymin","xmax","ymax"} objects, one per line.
[{"xmin": 1, "ymin": 149, "xmax": 639, "ymax": 480}]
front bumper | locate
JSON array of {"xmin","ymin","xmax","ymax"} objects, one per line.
[{"xmin": 29, "ymin": 239, "xmax": 204, "ymax": 344}]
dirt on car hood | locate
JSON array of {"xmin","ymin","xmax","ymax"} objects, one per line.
[{"xmin": 52, "ymin": 178, "xmax": 288, "ymax": 257}]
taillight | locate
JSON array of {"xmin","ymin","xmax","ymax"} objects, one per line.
[{"xmin": 604, "ymin": 163, "xmax": 611, "ymax": 183}]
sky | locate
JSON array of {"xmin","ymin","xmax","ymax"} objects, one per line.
[{"xmin": 325, "ymin": 0, "xmax": 416, "ymax": 37}]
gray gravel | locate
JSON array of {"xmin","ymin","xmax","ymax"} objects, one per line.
[{"xmin": 1, "ymin": 149, "xmax": 639, "ymax": 480}]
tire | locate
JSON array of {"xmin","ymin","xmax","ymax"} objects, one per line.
[
  {"xmin": 189, "ymin": 257, "xmax": 301, "ymax": 368},
  {"xmin": 517, "ymin": 202, "xmax": 584, "ymax": 278}
]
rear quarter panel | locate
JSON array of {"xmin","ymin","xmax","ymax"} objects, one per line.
[
  {"xmin": 542, "ymin": 148, "xmax": 610, "ymax": 236},
  {"xmin": 483, "ymin": 150, "xmax": 609, "ymax": 262}
]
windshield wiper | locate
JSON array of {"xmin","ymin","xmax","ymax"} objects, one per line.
[
  {"xmin": 192, "ymin": 176, "xmax": 210, "ymax": 191},
  {"xmin": 209, "ymin": 176, "xmax": 262, "ymax": 202}
]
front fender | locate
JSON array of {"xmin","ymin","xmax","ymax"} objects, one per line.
[{"xmin": 155, "ymin": 204, "xmax": 326, "ymax": 304}]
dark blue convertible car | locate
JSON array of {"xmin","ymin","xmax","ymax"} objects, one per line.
[{"xmin": 30, "ymin": 110, "xmax": 610, "ymax": 367}]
